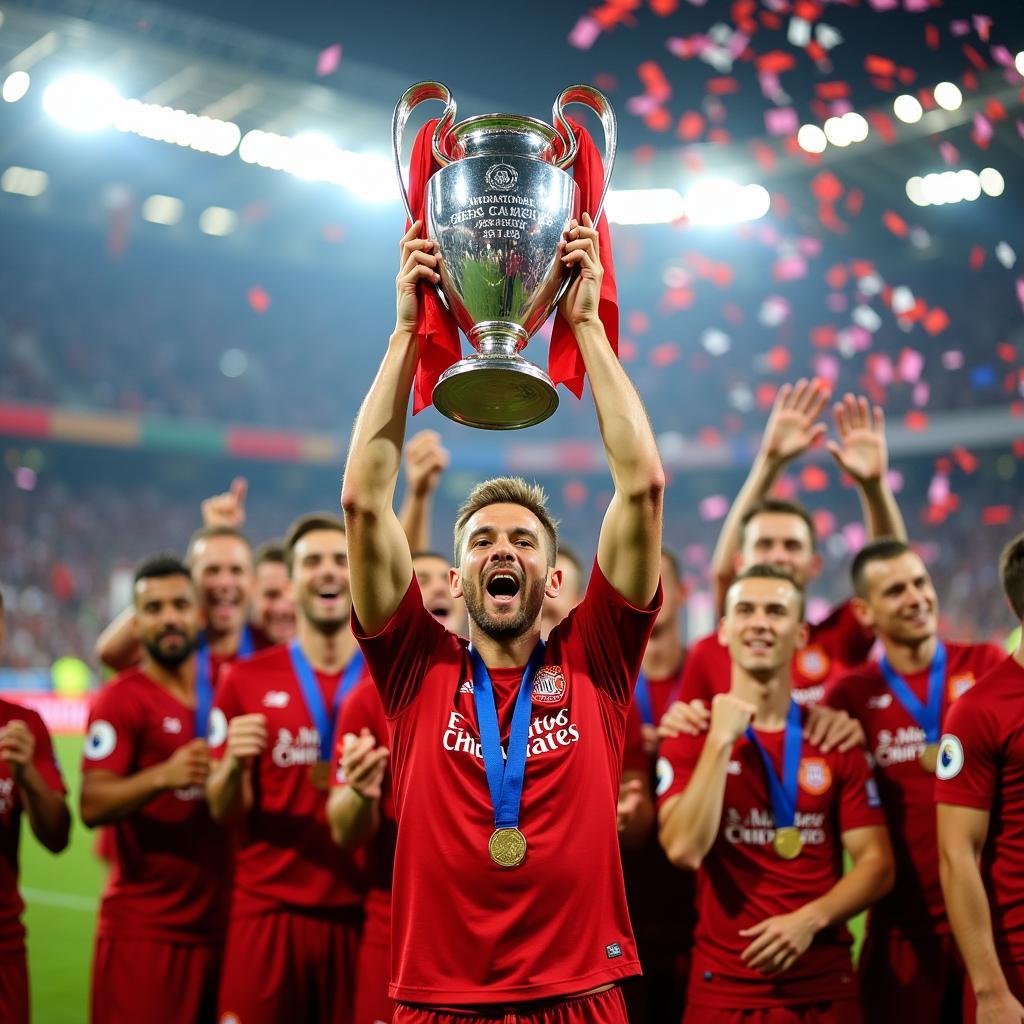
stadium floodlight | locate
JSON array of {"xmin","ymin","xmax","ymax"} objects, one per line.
[
  {"xmin": 797, "ymin": 124, "xmax": 827, "ymax": 154},
  {"xmin": 114, "ymin": 99, "xmax": 240, "ymax": 156},
  {"xmin": 957, "ymin": 169, "xmax": 981, "ymax": 201},
  {"xmin": 682, "ymin": 179, "xmax": 771, "ymax": 225},
  {"xmin": 979, "ymin": 167, "xmax": 1004, "ymax": 197},
  {"xmin": 604, "ymin": 188, "xmax": 685, "ymax": 225},
  {"xmin": 933, "ymin": 82, "xmax": 962, "ymax": 111},
  {"xmin": 822, "ymin": 116, "xmax": 851, "ymax": 147},
  {"xmin": 1017, "ymin": 52, "xmax": 1024, "ymax": 77},
  {"xmin": 893, "ymin": 94, "xmax": 923, "ymax": 124},
  {"xmin": 42, "ymin": 74, "xmax": 122, "ymax": 131},
  {"xmin": 332, "ymin": 151, "xmax": 399, "ymax": 203},
  {"xmin": 141, "ymin": 194, "xmax": 184, "ymax": 225},
  {"xmin": 905, "ymin": 176, "xmax": 927, "ymax": 207},
  {"xmin": 198, "ymin": 206, "xmax": 237, "ymax": 236},
  {"xmin": 841, "ymin": 111, "xmax": 869, "ymax": 143},
  {"xmin": 1, "ymin": 166, "xmax": 48, "ymax": 197},
  {"xmin": 2, "ymin": 71, "xmax": 30, "ymax": 104}
]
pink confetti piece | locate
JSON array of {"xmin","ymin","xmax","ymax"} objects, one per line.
[
  {"xmin": 885, "ymin": 470, "xmax": 904, "ymax": 494},
  {"xmin": 699, "ymin": 495, "xmax": 730, "ymax": 521},
  {"xmin": 898, "ymin": 347, "xmax": 925, "ymax": 383},
  {"xmin": 973, "ymin": 113, "xmax": 993, "ymax": 144},
  {"xmin": 774, "ymin": 254, "xmax": 807, "ymax": 280},
  {"xmin": 813, "ymin": 353, "xmax": 840, "ymax": 383},
  {"xmin": 315, "ymin": 43, "xmax": 342, "ymax": 77},
  {"xmin": 869, "ymin": 353, "xmax": 894, "ymax": 384},
  {"xmin": 728, "ymin": 32, "xmax": 750, "ymax": 58},
  {"xmin": 867, "ymin": 0, "xmax": 898, "ymax": 9},
  {"xmin": 903, "ymin": 0, "xmax": 929, "ymax": 11},
  {"xmin": 912, "ymin": 381, "xmax": 930, "ymax": 406},
  {"xmin": 939, "ymin": 141, "xmax": 959, "ymax": 166},
  {"xmin": 990, "ymin": 45, "xmax": 1014, "ymax": 68},
  {"xmin": 826, "ymin": 293, "xmax": 848, "ymax": 313},
  {"xmin": 973, "ymin": 15, "xmax": 992, "ymax": 41},
  {"xmin": 764, "ymin": 107, "xmax": 798, "ymax": 136},
  {"xmin": 626, "ymin": 95, "xmax": 661, "ymax": 116},
  {"xmin": 928, "ymin": 474, "xmax": 950, "ymax": 505},
  {"xmin": 807, "ymin": 596, "xmax": 833, "ymax": 626},
  {"xmin": 942, "ymin": 350, "xmax": 965, "ymax": 370},
  {"xmin": 568, "ymin": 15, "xmax": 601, "ymax": 50},
  {"xmin": 1017, "ymin": 120, "xmax": 1024, "ymax": 140},
  {"xmin": 950, "ymin": 19, "xmax": 970, "ymax": 37},
  {"xmin": 1016, "ymin": 277, "xmax": 1024, "ymax": 311},
  {"xmin": 842, "ymin": 522, "xmax": 867, "ymax": 551}
]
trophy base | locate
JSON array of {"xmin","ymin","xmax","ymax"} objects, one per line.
[{"xmin": 432, "ymin": 354, "xmax": 559, "ymax": 430}]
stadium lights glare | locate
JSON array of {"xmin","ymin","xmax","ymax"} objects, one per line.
[
  {"xmin": 1017, "ymin": 51, "xmax": 1024, "ymax": 77},
  {"xmin": 841, "ymin": 111, "xmax": 869, "ymax": 143},
  {"xmin": 1, "ymin": 166, "xmax": 48, "ymax": 197},
  {"xmin": 2, "ymin": 71, "xmax": 30, "ymax": 104},
  {"xmin": 42, "ymin": 74, "xmax": 122, "ymax": 131},
  {"xmin": 199, "ymin": 206, "xmax": 238, "ymax": 236},
  {"xmin": 933, "ymin": 81, "xmax": 963, "ymax": 111},
  {"xmin": 905, "ymin": 168, "xmax": 1003, "ymax": 207},
  {"xmin": 115, "ymin": 99, "xmax": 240, "ymax": 156},
  {"xmin": 682, "ymin": 179, "xmax": 771, "ymax": 225},
  {"xmin": 604, "ymin": 188, "xmax": 685, "ymax": 225},
  {"xmin": 822, "ymin": 116, "xmax": 851, "ymax": 147},
  {"xmin": 893, "ymin": 94, "xmax": 923, "ymax": 124},
  {"xmin": 797, "ymin": 124, "xmax": 827, "ymax": 154},
  {"xmin": 141, "ymin": 194, "xmax": 184, "ymax": 225}
]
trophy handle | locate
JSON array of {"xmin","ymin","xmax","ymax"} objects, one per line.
[
  {"xmin": 552, "ymin": 85, "xmax": 617, "ymax": 224},
  {"xmin": 392, "ymin": 81, "xmax": 458, "ymax": 223}
]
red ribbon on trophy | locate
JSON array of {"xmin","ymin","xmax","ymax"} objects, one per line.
[{"xmin": 404, "ymin": 118, "xmax": 619, "ymax": 415}]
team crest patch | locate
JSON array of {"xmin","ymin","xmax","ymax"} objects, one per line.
[
  {"xmin": 936, "ymin": 734, "xmax": 964, "ymax": 780},
  {"xmin": 948, "ymin": 673, "xmax": 976, "ymax": 702},
  {"xmin": 532, "ymin": 665, "xmax": 567, "ymax": 705},
  {"xmin": 795, "ymin": 646, "xmax": 830, "ymax": 682},
  {"xmin": 799, "ymin": 757, "xmax": 832, "ymax": 796}
]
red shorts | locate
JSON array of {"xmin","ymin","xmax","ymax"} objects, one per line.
[
  {"xmin": 962, "ymin": 958, "xmax": 1024, "ymax": 1023},
  {"xmin": 0, "ymin": 952, "xmax": 28, "ymax": 1024},
  {"xmin": 90, "ymin": 936, "xmax": 220, "ymax": 1024},
  {"xmin": 682, "ymin": 1003, "xmax": 861, "ymax": 1024},
  {"xmin": 393, "ymin": 986, "xmax": 627, "ymax": 1023},
  {"xmin": 859, "ymin": 927, "xmax": 962, "ymax": 1024},
  {"xmin": 218, "ymin": 908, "xmax": 360, "ymax": 1024},
  {"xmin": 354, "ymin": 935, "xmax": 393, "ymax": 1024}
]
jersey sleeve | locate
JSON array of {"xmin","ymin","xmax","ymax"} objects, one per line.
[
  {"xmin": 822, "ymin": 670, "xmax": 859, "ymax": 717},
  {"xmin": 655, "ymin": 730, "xmax": 706, "ymax": 808},
  {"xmin": 351, "ymin": 575, "xmax": 450, "ymax": 718},
  {"xmin": 835, "ymin": 747, "xmax": 886, "ymax": 833},
  {"xmin": 821, "ymin": 599, "xmax": 874, "ymax": 667},
  {"xmin": 81, "ymin": 684, "xmax": 141, "ymax": 777},
  {"xmin": 332, "ymin": 680, "xmax": 389, "ymax": 787},
  {"xmin": 621, "ymin": 701, "xmax": 648, "ymax": 775},
  {"xmin": 677, "ymin": 637, "xmax": 717, "ymax": 704},
  {"xmin": 208, "ymin": 663, "xmax": 245, "ymax": 761},
  {"xmin": 555, "ymin": 559, "xmax": 662, "ymax": 706},
  {"xmin": 24, "ymin": 710, "xmax": 66, "ymax": 794},
  {"xmin": 934, "ymin": 690, "xmax": 998, "ymax": 811}
]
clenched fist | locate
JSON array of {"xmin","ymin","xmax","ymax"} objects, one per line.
[
  {"xmin": 709, "ymin": 693, "xmax": 757, "ymax": 746},
  {"xmin": 0, "ymin": 720, "xmax": 35, "ymax": 783},
  {"xmin": 161, "ymin": 739, "xmax": 211, "ymax": 790},
  {"xmin": 226, "ymin": 713, "xmax": 268, "ymax": 768}
]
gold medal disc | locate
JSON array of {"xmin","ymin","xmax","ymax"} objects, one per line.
[
  {"xmin": 309, "ymin": 761, "xmax": 331, "ymax": 790},
  {"xmin": 773, "ymin": 826, "xmax": 803, "ymax": 860},
  {"xmin": 488, "ymin": 827, "xmax": 527, "ymax": 868},
  {"xmin": 920, "ymin": 743, "xmax": 940, "ymax": 773}
]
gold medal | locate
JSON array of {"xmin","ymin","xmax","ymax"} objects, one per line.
[
  {"xmin": 488, "ymin": 827, "xmax": 527, "ymax": 868},
  {"xmin": 773, "ymin": 826, "xmax": 803, "ymax": 860},
  {"xmin": 920, "ymin": 743, "xmax": 940, "ymax": 773},
  {"xmin": 309, "ymin": 761, "xmax": 331, "ymax": 790}
]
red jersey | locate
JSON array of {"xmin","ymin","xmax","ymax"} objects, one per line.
[
  {"xmin": 935, "ymin": 655, "xmax": 1024, "ymax": 964},
  {"xmin": 0, "ymin": 700, "xmax": 65, "ymax": 955},
  {"xmin": 209, "ymin": 645, "xmax": 368, "ymax": 916},
  {"xmin": 352, "ymin": 561, "xmax": 661, "ymax": 1005},
  {"xmin": 680, "ymin": 600, "xmax": 873, "ymax": 709},
  {"xmin": 333, "ymin": 677, "xmax": 396, "ymax": 947},
  {"xmin": 82, "ymin": 670, "xmax": 229, "ymax": 943},
  {"xmin": 827, "ymin": 640, "xmax": 1004, "ymax": 935},
  {"xmin": 657, "ymin": 704, "xmax": 884, "ymax": 1008}
]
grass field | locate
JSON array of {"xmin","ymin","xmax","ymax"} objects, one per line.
[{"xmin": 18, "ymin": 736, "xmax": 865, "ymax": 1021}]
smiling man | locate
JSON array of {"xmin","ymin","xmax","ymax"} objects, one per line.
[{"xmin": 341, "ymin": 216, "xmax": 664, "ymax": 1022}]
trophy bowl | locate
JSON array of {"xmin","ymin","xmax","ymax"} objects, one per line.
[{"xmin": 393, "ymin": 82, "xmax": 616, "ymax": 430}]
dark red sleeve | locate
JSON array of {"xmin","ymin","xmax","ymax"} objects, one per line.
[
  {"xmin": 351, "ymin": 575, "xmax": 451, "ymax": 718},
  {"xmin": 677, "ymin": 636, "xmax": 716, "ymax": 704},
  {"xmin": 935, "ymin": 689, "xmax": 999, "ymax": 811},
  {"xmin": 836, "ymin": 747, "xmax": 886, "ymax": 833},
  {"xmin": 81, "ymin": 685, "xmax": 141, "ymax": 777},
  {"xmin": 621, "ymin": 701, "xmax": 647, "ymax": 775},
  {"xmin": 555, "ymin": 559, "xmax": 662, "ymax": 706},
  {"xmin": 26, "ymin": 710, "xmax": 66, "ymax": 794},
  {"xmin": 822, "ymin": 671, "xmax": 858, "ymax": 716},
  {"xmin": 819, "ymin": 599, "xmax": 874, "ymax": 667},
  {"xmin": 655, "ymin": 730, "xmax": 706, "ymax": 808}
]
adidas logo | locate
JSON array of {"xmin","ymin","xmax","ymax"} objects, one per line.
[{"xmin": 459, "ymin": 681, "xmax": 474, "ymax": 694}]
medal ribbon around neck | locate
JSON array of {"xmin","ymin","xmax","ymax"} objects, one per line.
[
  {"xmin": 469, "ymin": 641, "xmax": 546, "ymax": 833},
  {"xmin": 635, "ymin": 663, "xmax": 686, "ymax": 727},
  {"xmin": 745, "ymin": 700, "xmax": 803, "ymax": 835},
  {"xmin": 287, "ymin": 640, "xmax": 365, "ymax": 760},
  {"xmin": 878, "ymin": 641, "xmax": 947, "ymax": 746},
  {"xmin": 195, "ymin": 625, "xmax": 255, "ymax": 739}
]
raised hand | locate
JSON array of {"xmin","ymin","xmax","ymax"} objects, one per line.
[
  {"xmin": 760, "ymin": 379, "xmax": 831, "ymax": 466},
  {"xmin": 709, "ymin": 693, "xmax": 757, "ymax": 747},
  {"xmin": 201, "ymin": 477, "xmax": 247, "ymax": 529},
  {"xmin": 557, "ymin": 214, "xmax": 603, "ymax": 328},
  {"xmin": 657, "ymin": 699, "xmax": 712, "ymax": 740},
  {"xmin": 160, "ymin": 739, "xmax": 211, "ymax": 790},
  {"xmin": 826, "ymin": 393, "xmax": 888, "ymax": 485},
  {"xmin": 0, "ymin": 720, "xmax": 35, "ymax": 783},
  {"xmin": 339, "ymin": 728, "xmax": 389, "ymax": 802},
  {"xmin": 403, "ymin": 430, "xmax": 449, "ymax": 499},
  {"xmin": 395, "ymin": 222, "xmax": 440, "ymax": 335},
  {"xmin": 225, "ymin": 713, "xmax": 268, "ymax": 768}
]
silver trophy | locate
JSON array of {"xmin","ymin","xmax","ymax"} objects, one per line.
[{"xmin": 392, "ymin": 82, "xmax": 616, "ymax": 429}]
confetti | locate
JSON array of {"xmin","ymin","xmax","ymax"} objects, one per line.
[
  {"xmin": 246, "ymin": 286, "xmax": 270, "ymax": 314},
  {"xmin": 699, "ymin": 495, "xmax": 730, "ymax": 521},
  {"xmin": 315, "ymin": 43, "xmax": 342, "ymax": 77},
  {"xmin": 982, "ymin": 506, "xmax": 1013, "ymax": 526},
  {"xmin": 997, "ymin": 243, "xmax": 1018, "ymax": 269},
  {"xmin": 568, "ymin": 15, "xmax": 602, "ymax": 50}
]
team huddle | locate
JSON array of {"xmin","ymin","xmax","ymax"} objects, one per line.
[{"xmin": 1, "ymin": 221, "xmax": 1023, "ymax": 1024}]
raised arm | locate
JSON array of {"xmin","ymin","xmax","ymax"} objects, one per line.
[
  {"xmin": 710, "ymin": 380, "xmax": 830, "ymax": 613},
  {"xmin": 341, "ymin": 225, "xmax": 438, "ymax": 634},
  {"xmin": 938, "ymin": 803, "xmax": 1024, "ymax": 1020},
  {"xmin": 94, "ymin": 606, "xmax": 143, "ymax": 673},
  {"xmin": 825, "ymin": 394, "xmax": 906, "ymax": 543},
  {"xmin": 0, "ymin": 720, "xmax": 69, "ymax": 853},
  {"xmin": 560, "ymin": 214, "xmax": 663, "ymax": 607},
  {"xmin": 397, "ymin": 430, "xmax": 448, "ymax": 553}
]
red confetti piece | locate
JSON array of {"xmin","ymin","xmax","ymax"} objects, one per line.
[
  {"xmin": 750, "ymin": 141, "xmax": 776, "ymax": 172},
  {"xmin": 633, "ymin": 144, "xmax": 657, "ymax": 165},
  {"xmin": 865, "ymin": 111, "xmax": 896, "ymax": 145},
  {"xmin": 676, "ymin": 111, "xmax": 705, "ymax": 140},
  {"xmin": 618, "ymin": 339, "xmax": 637, "ymax": 362},
  {"xmin": 793, "ymin": 0, "xmax": 822, "ymax": 20},
  {"xmin": 649, "ymin": 0, "xmax": 678, "ymax": 14},
  {"xmin": 924, "ymin": 24, "xmax": 939, "ymax": 50},
  {"xmin": 882, "ymin": 210, "xmax": 908, "ymax": 238},
  {"xmin": 247, "ymin": 286, "xmax": 270, "ymax": 314},
  {"xmin": 563, "ymin": 480, "xmax": 588, "ymax": 506},
  {"xmin": 986, "ymin": 99, "xmax": 1007, "ymax": 122},
  {"xmin": 765, "ymin": 345, "xmax": 792, "ymax": 374},
  {"xmin": 760, "ymin": 11, "xmax": 782, "ymax": 30},
  {"xmin": 811, "ymin": 171, "xmax": 844, "ymax": 204},
  {"xmin": 1013, "ymin": 439, "xmax": 1024, "ymax": 458},
  {"xmin": 628, "ymin": 311, "xmax": 651, "ymax": 335},
  {"xmin": 896, "ymin": 67, "xmax": 916, "ymax": 85},
  {"xmin": 800, "ymin": 466, "xmax": 829, "ymax": 492},
  {"xmin": 815, "ymin": 81, "xmax": 851, "ymax": 100},
  {"xmin": 845, "ymin": 189, "xmax": 864, "ymax": 216},
  {"xmin": 315, "ymin": 43, "xmax": 342, "ymax": 77},
  {"xmin": 593, "ymin": 73, "xmax": 618, "ymax": 92},
  {"xmin": 963, "ymin": 44, "xmax": 988, "ymax": 71},
  {"xmin": 757, "ymin": 51, "xmax": 796, "ymax": 74},
  {"xmin": 698, "ymin": 427, "xmax": 722, "ymax": 447},
  {"xmin": 817, "ymin": 205, "xmax": 846, "ymax": 234},
  {"xmin": 650, "ymin": 343, "xmax": 681, "ymax": 367},
  {"xmin": 812, "ymin": 325, "xmax": 837, "ymax": 348},
  {"xmin": 806, "ymin": 41, "xmax": 827, "ymax": 64},
  {"xmin": 708, "ymin": 128, "xmax": 731, "ymax": 145},
  {"xmin": 982, "ymin": 506, "xmax": 1013, "ymax": 526},
  {"xmin": 969, "ymin": 245, "xmax": 986, "ymax": 271},
  {"xmin": 905, "ymin": 411, "xmax": 928, "ymax": 432},
  {"xmin": 638, "ymin": 60, "xmax": 671, "ymax": 101},
  {"xmin": 707, "ymin": 77, "xmax": 740, "ymax": 95},
  {"xmin": 756, "ymin": 383, "xmax": 778, "ymax": 410},
  {"xmin": 922, "ymin": 308, "xmax": 950, "ymax": 335},
  {"xmin": 321, "ymin": 224, "xmax": 345, "ymax": 243},
  {"xmin": 997, "ymin": 342, "xmax": 1017, "ymax": 362},
  {"xmin": 825, "ymin": 265, "xmax": 848, "ymax": 290},
  {"xmin": 952, "ymin": 447, "xmax": 978, "ymax": 474},
  {"xmin": 864, "ymin": 55, "xmax": 896, "ymax": 78},
  {"xmin": 644, "ymin": 108, "xmax": 671, "ymax": 132}
]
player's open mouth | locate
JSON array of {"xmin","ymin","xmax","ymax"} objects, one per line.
[
  {"xmin": 744, "ymin": 639, "xmax": 773, "ymax": 651},
  {"xmin": 485, "ymin": 571, "xmax": 521, "ymax": 606}
]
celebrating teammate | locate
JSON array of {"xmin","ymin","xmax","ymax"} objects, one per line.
[
  {"xmin": 80, "ymin": 555, "xmax": 228, "ymax": 1023},
  {"xmin": 206, "ymin": 513, "xmax": 368, "ymax": 1024},
  {"xmin": 680, "ymin": 382, "xmax": 906, "ymax": 708},
  {"xmin": 826, "ymin": 538, "xmax": 1004, "ymax": 1022},
  {"xmin": 937, "ymin": 531, "xmax": 1024, "ymax": 1023},
  {"xmin": 659, "ymin": 566, "xmax": 894, "ymax": 1023},
  {"xmin": 0, "ymin": 590, "xmax": 70, "ymax": 1024},
  {"xmin": 251, "ymin": 539, "xmax": 297, "ymax": 646},
  {"xmin": 341, "ymin": 215, "xmax": 664, "ymax": 1020}
]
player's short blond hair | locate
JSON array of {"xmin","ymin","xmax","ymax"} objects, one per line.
[{"xmin": 453, "ymin": 477, "xmax": 558, "ymax": 567}]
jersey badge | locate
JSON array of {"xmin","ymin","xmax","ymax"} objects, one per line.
[
  {"xmin": 796, "ymin": 645, "xmax": 830, "ymax": 682},
  {"xmin": 799, "ymin": 757, "xmax": 833, "ymax": 795},
  {"xmin": 867, "ymin": 693, "xmax": 893, "ymax": 710},
  {"xmin": 532, "ymin": 665, "xmax": 567, "ymax": 705},
  {"xmin": 936, "ymin": 734, "xmax": 964, "ymax": 780},
  {"xmin": 459, "ymin": 680, "xmax": 474, "ymax": 695},
  {"xmin": 262, "ymin": 691, "xmax": 291, "ymax": 708},
  {"xmin": 84, "ymin": 720, "xmax": 117, "ymax": 761},
  {"xmin": 162, "ymin": 717, "xmax": 182, "ymax": 734},
  {"xmin": 948, "ymin": 673, "xmax": 976, "ymax": 702}
]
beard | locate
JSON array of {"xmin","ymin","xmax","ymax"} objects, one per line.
[
  {"xmin": 298, "ymin": 594, "xmax": 350, "ymax": 635},
  {"xmin": 463, "ymin": 574, "xmax": 547, "ymax": 642},
  {"xmin": 142, "ymin": 629, "xmax": 197, "ymax": 669}
]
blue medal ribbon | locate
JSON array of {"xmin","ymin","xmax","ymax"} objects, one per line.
[
  {"xmin": 288, "ymin": 641, "xmax": 365, "ymax": 760},
  {"xmin": 878, "ymin": 641, "xmax": 947, "ymax": 745},
  {"xmin": 745, "ymin": 701, "xmax": 803, "ymax": 833},
  {"xmin": 470, "ymin": 642, "xmax": 545, "ymax": 831},
  {"xmin": 195, "ymin": 625, "xmax": 257, "ymax": 739},
  {"xmin": 635, "ymin": 662, "xmax": 686, "ymax": 727}
]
